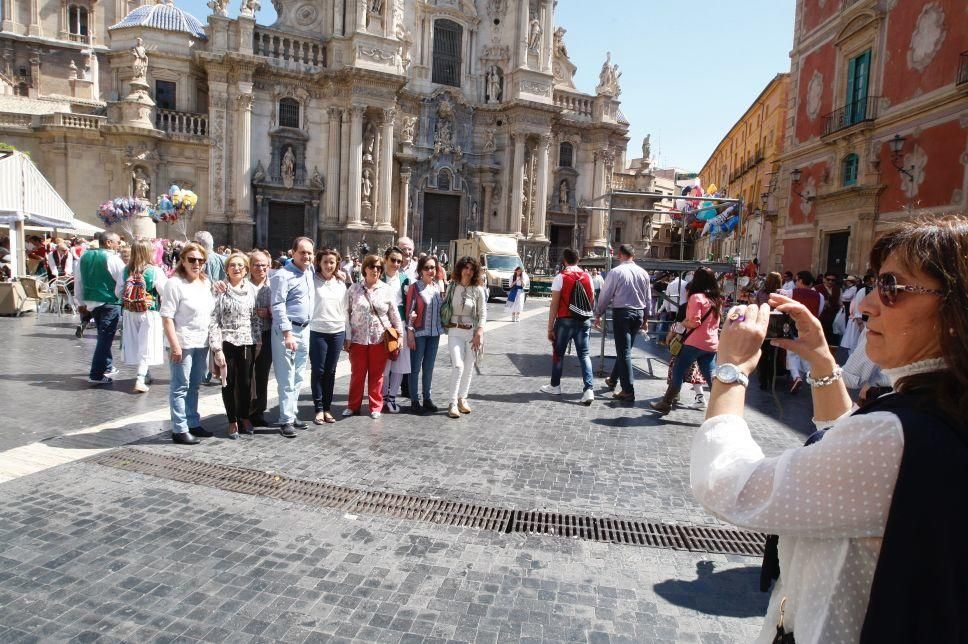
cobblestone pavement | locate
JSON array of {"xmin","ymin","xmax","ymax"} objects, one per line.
[{"xmin": 0, "ymin": 301, "xmax": 818, "ymax": 642}]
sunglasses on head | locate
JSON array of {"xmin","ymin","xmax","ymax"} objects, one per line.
[{"xmin": 876, "ymin": 272, "xmax": 945, "ymax": 307}]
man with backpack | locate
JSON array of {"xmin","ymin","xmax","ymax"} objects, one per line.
[
  {"xmin": 539, "ymin": 248, "xmax": 596, "ymax": 405},
  {"xmin": 593, "ymin": 244, "xmax": 652, "ymax": 401},
  {"xmin": 73, "ymin": 231, "xmax": 125, "ymax": 385}
]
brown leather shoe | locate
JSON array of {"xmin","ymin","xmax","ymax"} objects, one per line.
[
  {"xmin": 604, "ymin": 377, "xmax": 617, "ymax": 390},
  {"xmin": 612, "ymin": 391, "xmax": 635, "ymax": 402}
]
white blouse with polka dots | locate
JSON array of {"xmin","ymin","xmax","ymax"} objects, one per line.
[{"xmin": 691, "ymin": 410, "xmax": 904, "ymax": 644}]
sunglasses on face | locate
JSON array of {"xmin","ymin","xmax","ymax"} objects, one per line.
[
  {"xmin": 388, "ymin": 258, "xmax": 402, "ymax": 264},
  {"xmin": 185, "ymin": 257, "xmax": 205, "ymax": 264},
  {"xmin": 876, "ymin": 272, "xmax": 945, "ymax": 307},
  {"xmin": 423, "ymin": 265, "xmax": 437, "ymax": 271},
  {"xmin": 368, "ymin": 265, "xmax": 384, "ymax": 272}
]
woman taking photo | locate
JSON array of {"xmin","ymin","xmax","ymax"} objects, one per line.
[
  {"xmin": 504, "ymin": 266, "xmax": 527, "ymax": 322},
  {"xmin": 650, "ymin": 267, "xmax": 721, "ymax": 415},
  {"xmin": 116, "ymin": 239, "xmax": 167, "ymax": 393},
  {"xmin": 381, "ymin": 246, "xmax": 411, "ymax": 413},
  {"xmin": 692, "ymin": 215, "xmax": 968, "ymax": 643},
  {"xmin": 343, "ymin": 254, "xmax": 404, "ymax": 419},
  {"xmin": 160, "ymin": 242, "xmax": 216, "ymax": 445},
  {"xmin": 209, "ymin": 252, "xmax": 261, "ymax": 439},
  {"xmin": 444, "ymin": 256, "xmax": 487, "ymax": 419},
  {"xmin": 309, "ymin": 248, "xmax": 346, "ymax": 424},
  {"xmin": 406, "ymin": 255, "xmax": 445, "ymax": 414}
]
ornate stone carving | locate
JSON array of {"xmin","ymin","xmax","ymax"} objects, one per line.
[
  {"xmin": 528, "ymin": 18, "xmax": 541, "ymax": 53},
  {"xmin": 806, "ymin": 71, "xmax": 823, "ymax": 121},
  {"xmin": 130, "ymin": 38, "xmax": 148, "ymax": 84},
  {"xmin": 595, "ymin": 52, "xmax": 621, "ymax": 97},
  {"xmin": 361, "ymin": 167, "xmax": 373, "ymax": 202},
  {"xmin": 132, "ymin": 167, "xmax": 151, "ymax": 199},
  {"xmin": 482, "ymin": 127, "xmax": 496, "ymax": 153},
  {"xmin": 907, "ymin": 2, "xmax": 946, "ymax": 73},
  {"xmin": 281, "ymin": 145, "xmax": 295, "ymax": 189},
  {"xmin": 237, "ymin": 93, "xmax": 253, "ymax": 110},
  {"xmin": 520, "ymin": 80, "xmax": 551, "ymax": 96},
  {"xmin": 485, "ymin": 65, "xmax": 503, "ymax": 104},
  {"xmin": 553, "ymin": 27, "xmax": 567, "ymax": 58},
  {"xmin": 357, "ymin": 46, "xmax": 397, "ymax": 64},
  {"xmin": 558, "ymin": 179, "xmax": 569, "ymax": 210},
  {"xmin": 207, "ymin": 0, "xmax": 228, "ymax": 16},
  {"xmin": 252, "ymin": 159, "xmax": 266, "ymax": 183},
  {"xmin": 310, "ymin": 166, "xmax": 324, "ymax": 190},
  {"xmin": 239, "ymin": 0, "xmax": 260, "ymax": 18},
  {"xmin": 212, "ymin": 111, "xmax": 225, "ymax": 210},
  {"xmin": 641, "ymin": 134, "xmax": 651, "ymax": 160},
  {"xmin": 400, "ymin": 116, "xmax": 417, "ymax": 143},
  {"xmin": 485, "ymin": 0, "xmax": 506, "ymax": 19}
]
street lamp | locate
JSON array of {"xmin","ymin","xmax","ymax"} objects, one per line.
[
  {"xmin": 760, "ymin": 192, "xmax": 770, "ymax": 210},
  {"xmin": 790, "ymin": 168, "xmax": 810, "ymax": 200},
  {"xmin": 888, "ymin": 134, "xmax": 915, "ymax": 180}
]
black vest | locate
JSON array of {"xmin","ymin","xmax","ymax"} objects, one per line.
[{"xmin": 853, "ymin": 392, "xmax": 968, "ymax": 643}]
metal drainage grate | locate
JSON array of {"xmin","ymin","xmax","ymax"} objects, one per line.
[{"xmin": 89, "ymin": 448, "xmax": 765, "ymax": 557}]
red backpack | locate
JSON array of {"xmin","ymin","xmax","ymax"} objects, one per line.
[{"xmin": 122, "ymin": 270, "xmax": 154, "ymax": 313}]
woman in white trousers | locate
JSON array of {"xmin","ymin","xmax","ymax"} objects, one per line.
[{"xmin": 443, "ymin": 256, "xmax": 487, "ymax": 419}]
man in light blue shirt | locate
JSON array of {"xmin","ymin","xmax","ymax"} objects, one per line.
[
  {"xmin": 270, "ymin": 236, "xmax": 315, "ymax": 437},
  {"xmin": 593, "ymin": 244, "xmax": 652, "ymax": 401}
]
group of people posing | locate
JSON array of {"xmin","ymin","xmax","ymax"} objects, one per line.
[{"xmin": 73, "ymin": 231, "xmax": 487, "ymax": 444}]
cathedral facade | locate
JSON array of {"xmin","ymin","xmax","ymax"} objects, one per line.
[{"xmin": 0, "ymin": 0, "xmax": 633, "ymax": 262}]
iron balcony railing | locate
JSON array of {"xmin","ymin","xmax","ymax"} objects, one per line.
[
  {"xmin": 957, "ymin": 51, "xmax": 968, "ymax": 86},
  {"xmin": 822, "ymin": 95, "xmax": 880, "ymax": 136}
]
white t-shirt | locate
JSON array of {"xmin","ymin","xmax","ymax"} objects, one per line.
[
  {"xmin": 311, "ymin": 274, "xmax": 347, "ymax": 334},
  {"xmin": 159, "ymin": 276, "xmax": 215, "ymax": 349},
  {"xmin": 551, "ymin": 265, "xmax": 584, "ymax": 292}
]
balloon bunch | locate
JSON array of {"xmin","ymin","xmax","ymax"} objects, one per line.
[
  {"xmin": 151, "ymin": 185, "xmax": 198, "ymax": 240},
  {"xmin": 96, "ymin": 197, "xmax": 147, "ymax": 237}
]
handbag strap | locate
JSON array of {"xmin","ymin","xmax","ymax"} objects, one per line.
[
  {"xmin": 361, "ymin": 285, "xmax": 392, "ymax": 334},
  {"xmin": 680, "ymin": 304, "xmax": 715, "ymax": 343}
]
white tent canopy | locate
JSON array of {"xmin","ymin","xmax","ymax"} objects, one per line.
[{"xmin": 0, "ymin": 150, "xmax": 76, "ymax": 276}]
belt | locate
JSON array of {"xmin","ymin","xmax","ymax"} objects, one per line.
[
  {"xmin": 290, "ymin": 320, "xmax": 309, "ymax": 328},
  {"xmin": 446, "ymin": 323, "xmax": 473, "ymax": 330}
]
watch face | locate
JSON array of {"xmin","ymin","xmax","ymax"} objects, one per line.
[{"xmin": 716, "ymin": 364, "xmax": 738, "ymax": 382}]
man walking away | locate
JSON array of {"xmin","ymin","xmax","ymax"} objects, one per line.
[
  {"xmin": 540, "ymin": 248, "xmax": 595, "ymax": 405},
  {"xmin": 593, "ymin": 244, "xmax": 652, "ymax": 401},
  {"xmin": 787, "ymin": 270, "xmax": 823, "ymax": 394},
  {"xmin": 73, "ymin": 231, "xmax": 125, "ymax": 384},
  {"xmin": 270, "ymin": 237, "xmax": 315, "ymax": 438}
]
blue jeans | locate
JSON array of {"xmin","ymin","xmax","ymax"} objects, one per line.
[
  {"xmin": 612, "ymin": 308, "xmax": 644, "ymax": 393},
  {"xmin": 169, "ymin": 346, "xmax": 208, "ymax": 433},
  {"xmin": 310, "ymin": 330, "xmax": 345, "ymax": 412},
  {"xmin": 89, "ymin": 303, "xmax": 120, "ymax": 379},
  {"xmin": 272, "ymin": 325, "xmax": 310, "ymax": 425},
  {"xmin": 409, "ymin": 334, "xmax": 441, "ymax": 404},
  {"xmin": 551, "ymin": 317, "xmax": 593, "ymax": 391},
  {"xmin": 669, "ymin": 343, "xmax": 716, "ymax": 395}
]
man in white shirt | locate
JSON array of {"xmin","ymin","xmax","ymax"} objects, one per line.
[{"xmin": 398, "ymin": 236, "xmax": 418, "ymax": 281}]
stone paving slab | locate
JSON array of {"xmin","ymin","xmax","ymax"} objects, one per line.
[{"xmin": 0, "ymin": 462, "xmax": 768, "ymax": 643}]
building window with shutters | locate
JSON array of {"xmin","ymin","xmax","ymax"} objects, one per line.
[
  {"xmin": 432, "ymin": 19, "xmax": 462, "ymax": 87},
  {"xmin": 279, "ymin": 98, "xmax": 300, "ymax": 128},
  {"xmin": 845, "ymin": 49, "xmax": 871, "ymax": 126},
  {"xmin": 558, "ymin": 142, "xmax": 573, "ymax": 168},
  {"xmin": 842, "ymin": 153, "xmax": 859, "ymax": 187}
]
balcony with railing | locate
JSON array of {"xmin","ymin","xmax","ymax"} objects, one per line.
[
  {"xmin": 253, "ymin": 27, "xmax": 326, "ymax": 71},
  {"xmin": 39, "ymin": 112, "xmax": 104, "ymax": 130},
  {"xmin": 958, "ymin": 51, "xmax": 968, "ymax": 87},
  {"xmin": 553, "ymin": 90, "xmax": 593, "ymax": 121},
  {"xmin": 822, "ymin": 95, "xmax": 880, "ymax": 136},
  {"xmin": 155, "ymin": 109, "xmax": 208, "ymax": 137},
  {"xmin": 0, "ymin": 112, "xmax": 34, "ymax": 129}
]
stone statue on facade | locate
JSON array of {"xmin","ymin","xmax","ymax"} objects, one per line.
[
  {"xmin": 471, "ymin": 201, "xmax": 479, "ymax": 226},
  {"xmin": 281, "ymin": 147, "xmax": 295, "ymax": 189},
  {"xmin": 641, "ymin": 134, "xmax": 651, "ymax": 160},
  {"xmin": 310, "ymin": 166, "xmax": 324, "ymax": 190},
  {"xmin": 528, "ymin": 18, "xmax": 541, "ymax": 52},
  {"xmin": 207, "ymin": 0, "xmax": 228, "ymax": 16},
  {"xmin": 252, "ymin": 159, "xmax": 266, "ymax": 183},
  {"xmin": 363, "ymin": 125, "xmax": 376, "ymax": 162},
  {"xmin": 361, "ymin": 167, "xmax": 373, "ymax": 201},
  {"xmin": 130, "ymin": 38, "xmax": 149, "ymax": 84},
  {"xmin": 596, "ymin": 52, "xmax": 622, "ymax": 96},
  {"xmin": 69, "ymin": 60, "xmax": 78, "ymax": 79},
  {"xmin": 558, "ymin": 180, "xmax": 569, "ymax": 210},
  {"xmin": 433, "ymin": 119, "xmax": 453, "ymax": 154},
  {"xmin": 482, "ymin": 127, "xmax": 496, "ymax": 153},
  {"xmin": 239, "ymin": 0, "xmax": 260, "ymax": 18},
  {"xmin": 486, "ymin": 65, "xmax": 502, "ymax": 104},
  {"xmin": 553, "ymin": 27, "xmax": 567, "ymax": 57},
  {"xmin": 400, "ymin": 116, "xmax": 417, "ymax": 143},
  {"xmin": 132, "ymin": 167, "xmax": 151, "ymax": 200},
  {"xmin": 370, "ymin": 0, "xmax": 383, "ymax": 13}
]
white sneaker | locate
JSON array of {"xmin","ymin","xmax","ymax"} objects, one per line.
[
  {"xmin": 105, "ymin": 365, "xmax": 120, "ymax": 376},
  {"xmin": 540, "ymin": 384, "xmax": 562, "ymax": 395},
  {"xmin": 341, "ymin": 408, "xmax": 355, "ymax": 417},
  {"xmin": 370, "ymin": 411, "xmax": 382, "ymax": 419},
  {"xmin": 384, "ymin": 398, "xmax": 400, "ymax": 413},
  {"xmin": 580, "ymin": 389, "xmax": 594, "ymax": 406},
  {"xmin": 134, "ymin": 378, "xmax": 149, "ymax": 393}
]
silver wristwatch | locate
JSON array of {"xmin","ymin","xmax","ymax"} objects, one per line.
[{"xmin": 713, "ymin": 363, "xmax": 749, "ymax": 388}]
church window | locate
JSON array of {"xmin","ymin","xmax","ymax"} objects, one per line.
[
  {"xmin": 437, "ymin": 169, "xmax": 451, "ymax": 191},
  {"xmin": 278, "ymin": 98, "xmax": 300, "ymax": 128},
  {"xmin": 559, "ymin": 142, "xmax": 573, "ymax": 168},
  {"xmin": 155, "ymin": 81, "xmax": 176, "ymax": 110},
  {"xmin": 842, "ymin": 153, "xmax": 859, "ymax": 187},
  {"xmin": 68, "ymin": 5, "xmax": 89, "ymax": 40},
  {"xmin": 432, "ymin": 19, "xmax": 462, "ymax": 87}
]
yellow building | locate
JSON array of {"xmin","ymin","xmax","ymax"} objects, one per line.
[{"xmin": 696, "ymin": 73, "xmax": 789, "ymax": 263}]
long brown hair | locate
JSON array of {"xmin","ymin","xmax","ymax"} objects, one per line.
[
  {"xmin": 869, "ymin": 214, "xmax": 968, "ymax": 429},
  {"xmin": 127, "ymin": 239, "xmax": 153, "ymax": 275},
  {"xmin": 686, "ymin": 267, "xmax": 721, "ymax": 319},
  {"xmin": 763, "ymin": 271, "xmax": 782, "ymax": 294},
  {"xmin": 175, "ymin": 242, "xmax": 208, "ymax": 280}
]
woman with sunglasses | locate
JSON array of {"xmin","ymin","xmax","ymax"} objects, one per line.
[
  {"xmin": 405, "ymin": 255, "xmax": 445, "ymax": 414},
  {"xmin": 443, "ymin": 256, "xmax": 487, "ymax": 419},
  {"xmin": 690, "ymin": 215, "xmax": 968, "ymax": 643},
  {"xmin": 159, "ymin": 242, "xmax": 216, "ymax": 445},
  {"xmin": 380, "ymin": 246, "xmax": 411, "ymax": 413},
  {"xmin": 343, "ymin": 254, "xmax": 404, "ymax": 419}
]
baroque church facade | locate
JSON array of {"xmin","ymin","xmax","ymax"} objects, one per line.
[{"xmin": 0, "ymin": 0, "xmax": 634, "ymax": 260}]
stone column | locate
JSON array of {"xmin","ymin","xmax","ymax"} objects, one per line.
[
  {"xmin": 482, "ymin": 181, "xmax": 494, "ymax": 233},
  {"xmin": 589, "ymin": 149, "xmax": 606, "ymax": 246},
  {"xmin": 235, "ymin": 89, "xmax": 253, "ymax": 224},
  {"xmin": 517, "ymin": 0, "xmax": 529, "ymax": 68},
  {"xmin": 339, "ymin": 107, "xmax": 351, "ymax": 223},
  {"xmin": 542, "ymin": 0, "xmax": 554, "ymax": 73},
  {"xmin": 510, "ymin": 133, "xmax": 526, "ymax": 234},
  {"xmin": 377, "ymin": 108, "xmax": 395, "ymax": 230},
  {"xmin": 533, "ymin": 135, "xmax": 550, "ymax": 240},
  {"xmin": 208, "ymin": 89, "xmax": 229, "ymax": 219},
  {"xmin": 398, "ymin": 166, "xmax": 411, "ymax": 238},
  {"xmin": 347, "ymin": 106, "xmax": 365, "ymax": 227},
  {"xmin": 28, "ymin": 0, "xmax": 40, "ymax": 35},
  {"xmin": 356, "ymin": 0, "xmax": 367, "ymax": 33},
  {"xmin": 326, "ymin": 107, "xmax": 341, "ymax": 223}
]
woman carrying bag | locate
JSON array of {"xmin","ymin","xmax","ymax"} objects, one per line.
[{"xmin": 442, "ymin": 256, "xmax": 487, "ymax": 419}]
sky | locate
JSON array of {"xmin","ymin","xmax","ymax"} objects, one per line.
[{"xmin": 177, "ymin": 0, "xmax": 795, "ymax": 171}]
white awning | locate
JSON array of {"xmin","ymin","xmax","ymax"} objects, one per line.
[{"xmin": 0, "ymin": 151, "xmax": 75, "ymax": 229}]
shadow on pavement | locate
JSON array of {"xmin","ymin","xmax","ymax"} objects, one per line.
[{"xmin": 653, "ymin": 560, "xmax": 768, "ymax": 618}]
